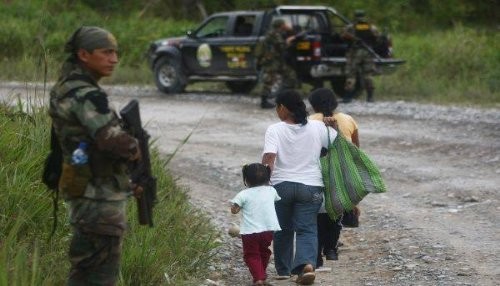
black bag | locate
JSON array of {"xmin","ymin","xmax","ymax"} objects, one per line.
[
  {"xmin": 341, "ymin": 210, "xmax": 359, "ymax": 228},
  {"xmin": 42, "ymin": 126, "xmax": 63, "ymax": 237},
  {"xmin": 42, "ymin": 126, "xmax": 62, "ymax": 190}
]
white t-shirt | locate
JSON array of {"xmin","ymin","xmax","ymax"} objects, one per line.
[
  {"xmin": 263, "ymin": 120, "xmax": 337, "ymax": 186},
  {"xmin": 230, "ymin": 185, "xmax": 282, "ymax": 235}
]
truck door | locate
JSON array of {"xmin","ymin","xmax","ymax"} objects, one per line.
[
  {"xmin": 181, "ymin": 14, "xmax": 261, "ymax": 76},
  {"xmin": 220, "ymin": 14, "xmax": 260, "ymax": 76},
  {"xmin": 181, "ymin": 15, "xmax": 231, "ymax": 76}
]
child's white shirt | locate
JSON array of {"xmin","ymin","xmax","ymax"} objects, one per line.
[{"xmin": 230, "ymin": 185, "xmax": 282, "ymax": 234}]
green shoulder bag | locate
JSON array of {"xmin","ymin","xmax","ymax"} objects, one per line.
[{"xmin": 320, "ymin": 128, "xmax": 387, "ymax": 221}]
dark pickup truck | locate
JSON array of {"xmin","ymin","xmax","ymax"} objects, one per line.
[{"xmin": 147, "ymin": 5, "xmax": 404, "ymax": 97}]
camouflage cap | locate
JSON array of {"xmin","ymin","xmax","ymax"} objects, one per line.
[{"xmin": 64, "ymin": 26, "xmax": 117, "ymax": 54}]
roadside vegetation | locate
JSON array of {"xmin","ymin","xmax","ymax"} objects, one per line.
[
  {"xmin": 0, "ymin": 96, "xmax": 219, "ymax": 285},
  {"xmin": 376, "ymin": 26, "xmax": 499, "ymax": 105}
]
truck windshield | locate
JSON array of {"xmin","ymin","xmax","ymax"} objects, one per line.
[{"xmin": 196, "ymin": 16, "xmax": 229, "ymax": 38}]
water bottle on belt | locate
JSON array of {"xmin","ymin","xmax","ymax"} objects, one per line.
[{"xmin": 71, "ymin": 141, "xmax": 88, "ymax": 165}]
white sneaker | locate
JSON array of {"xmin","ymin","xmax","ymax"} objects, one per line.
[
  {"xmin": 316, "ymin": 266, "xmax": 332, "ymax": 272},
  {"xmin": 274, "ymin": 275, "xmax": 291, "ymax": 280}
]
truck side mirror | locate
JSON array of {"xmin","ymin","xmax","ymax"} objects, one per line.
[{"xmin": 186, "ymin": 30, "xmax": 196, "ymax": 38}]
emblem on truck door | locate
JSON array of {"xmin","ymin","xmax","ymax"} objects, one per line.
[{"xmin": 197, "ymin": 44, "xmax": 212, "ymax": 68}]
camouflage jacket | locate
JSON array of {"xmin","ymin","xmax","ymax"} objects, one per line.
[
  {"xmin": 257, "ymin": 29, "xmax": 288, "ymax": 71},
  {"xmin": 49, "ymin": 63, "xmax": 139, "ymax": 236},
  {"xmin": 49, "ymin": 64, "xmax": 138, "ymax": 202}
]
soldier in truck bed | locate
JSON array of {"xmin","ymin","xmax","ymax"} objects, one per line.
[
  {"xmin": 256, "ymin": 18, "xmax": 298, "ymax": 109},
  {"xmin": 342, "ymin": 10, "xmax": 380, "ymax": 103}
]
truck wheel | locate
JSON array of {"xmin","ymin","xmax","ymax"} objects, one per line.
[
  {"xmin": 225, "ymin": 81, "xmax": 257, "ymax": 94},
  {"xmin": 154, "ymin": 57, "xmax": 186, "ymax": 94}
]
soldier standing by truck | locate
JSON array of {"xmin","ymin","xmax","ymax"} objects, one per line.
[
  {"xmin": 48, "ymin": 26, "xmax": 142, "ymax": 285},
  {"xmin": 256, "ymin": 18, "xmax": 298, "ymax": 109},
  {"xmin": 343, "ymin": 10, "xmax": 379, "ymax": 103}
]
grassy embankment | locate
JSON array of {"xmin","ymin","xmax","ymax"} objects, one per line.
[
  {"xmin": 0, "ymin": 96, "xmax": 219, "ymax": 285},
  {"xmin": 1, "ymin": 2, "xmax": 499, "ymax": 106},
  {"xmin": 377, "ymin": 25, "xmax": 499, "ymax": 106},
  {"xmin": 1, "ymin": 4, "xmax": 219, "ymax": 285}
]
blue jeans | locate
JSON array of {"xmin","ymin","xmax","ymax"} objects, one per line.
[{"xmin": 273, "ymin": 181, "xmax": 323, "ymax": 275}]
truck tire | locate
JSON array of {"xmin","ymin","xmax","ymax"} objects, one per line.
[
  {"xmin": 154, "ymin": 57, "xmax": 186, "ymax": 94},
  {"xmin": 225, "ymin": 81, "xmax": 257, "ymax": 94}
]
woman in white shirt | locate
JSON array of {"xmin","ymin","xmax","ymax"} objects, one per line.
[{"xmin": 262, "ymin": 89, "xmax": 337, "ymax": 285}]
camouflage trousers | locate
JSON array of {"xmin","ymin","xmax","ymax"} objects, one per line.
[
  {"xmin": 260, "ymin": 65, "xmax": 297, "ymax": 98},
  {"xmin": 66, "ymin": 197, "xmax": 127, "ymax": 286},
  {"xmin": 67, "ymin": 228, "xmax": 123, "ymax": 286},
  {"xmin": 345, "ymin": 48, "xmax": 376, "ymax": 92}
]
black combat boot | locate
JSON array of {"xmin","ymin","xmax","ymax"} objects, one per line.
[
  {"xmin": 325, "ymin": 248, "xmax": 338, "ymax": 260},
  {"xmin": 342, "ymin": 91, "xmax": 354, "ymax": 103},
  {"xmin": 366, "ymin": 89, "xmax": 374, "ymax": 103}
]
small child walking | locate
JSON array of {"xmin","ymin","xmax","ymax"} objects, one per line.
[{"xmin": 230, "ymin": 163, "xmax": 282, "ymax": 286}]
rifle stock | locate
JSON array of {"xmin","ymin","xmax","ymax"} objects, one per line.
[{"xmin": 120, "ymin": 99, "xmax": 157, "ymax": 227}]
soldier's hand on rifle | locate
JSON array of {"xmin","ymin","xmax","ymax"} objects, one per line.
[
  {"xmin": 130, "ymin": 182, "xmax": 144, "ymax": 198},
  {"xmin": 129, "ymin": 145, "xmax": 142, "ymax": 161}
]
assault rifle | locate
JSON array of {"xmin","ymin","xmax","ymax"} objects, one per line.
[
  {"xmin": 120, "ymin": 99, "xmax": 157, "ymax": 227},
  {"xmin": 355, "ymin": 36, "xmax": 382, "ymax": 61}
]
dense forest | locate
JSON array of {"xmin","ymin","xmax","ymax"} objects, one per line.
[{"xmin": 24, "ymin": 0, "xmax": 500, "ymax": 28}]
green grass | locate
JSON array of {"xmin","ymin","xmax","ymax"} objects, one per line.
[
  {"xmin": 375, "ymin": 25, "xmax": 500, "ymax": 106},
  {"xmin": 0, "ymin": 93, "xmax": 220, "ymax": 285}
]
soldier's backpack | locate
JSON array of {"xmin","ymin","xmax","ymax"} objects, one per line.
[
  {"xmin": 42, "ymin": 126, "xmax": 62, "ymax": 190},
  {"xmin": 42, "ymin": 74, "xmax": 94, "ymax": 191},
  {"xmin": 42, "ymin": 125, "xmax": 63, "ymax": 237},
  {"xmin": 42, "ymin": 74, "xmax": 94, "ymax": 237}
]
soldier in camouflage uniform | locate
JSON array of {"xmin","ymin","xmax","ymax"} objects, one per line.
[
  {"xmin": 49, "ymin": 26, "xmax": 141, "ymax": 286},
  {"xmin": 257, "ymin": 18, "xmax": 298, "ymax": 109},
  {"xmin": 343, "ymin": 10, "xmax": 380, "ymax": 103}
]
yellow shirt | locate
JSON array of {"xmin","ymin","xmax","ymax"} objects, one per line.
[{"xmin": 308, "ymin": 112, "xmax": 358, "ymax": 142}]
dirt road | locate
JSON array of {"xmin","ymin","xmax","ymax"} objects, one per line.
[{"xmin": 2, "ymin": 84, "xmax": 499, "ymax": 285}]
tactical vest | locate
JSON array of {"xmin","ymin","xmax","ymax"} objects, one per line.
[
  {"xmin": 354, "ymin": 20, "xmax": 377, "ymax": 47},
  {"xmin": 49, "ymin": 72, "xmax": 103, "ymax": 157},
  {"xmin": 49, "ymin": 68, "xmax": 129, "ymax": 200},
  {"xmin": 259, "ymin": 30, "xmax": 287, "ymax": 70}
]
